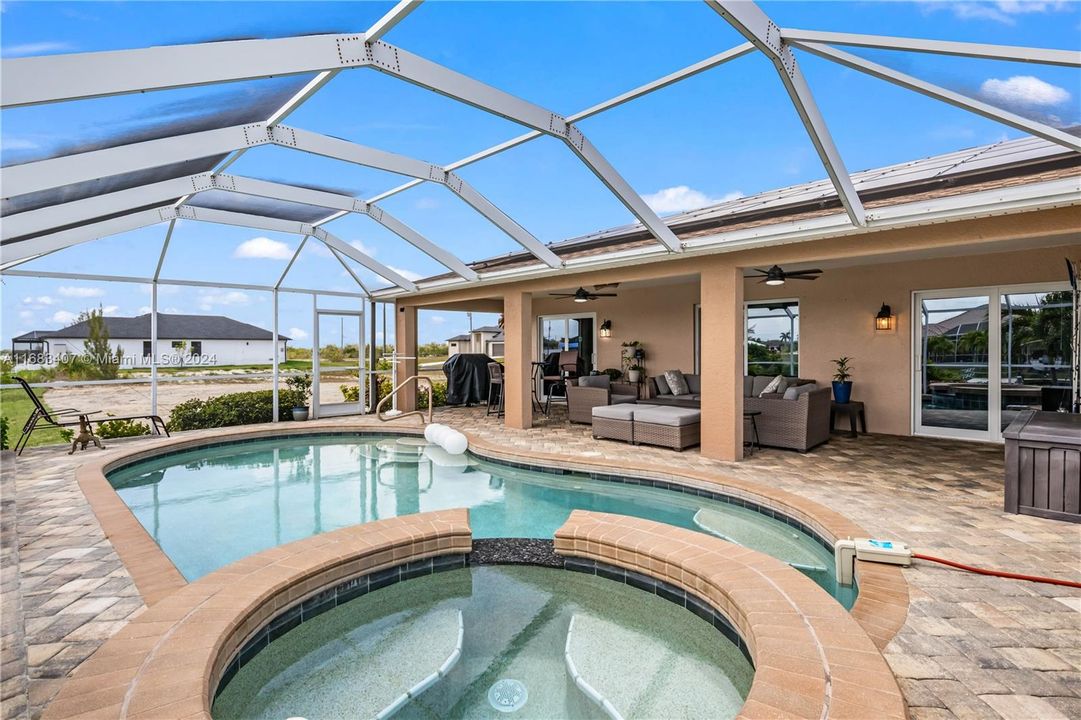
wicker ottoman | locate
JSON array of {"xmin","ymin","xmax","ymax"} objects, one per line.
[
  {"xmin": 592, "ymin": 404, "xmax": 636, "ymax": 444},
  {"xmin": 632, "ymin": 406, "xmax": 701, "ymax": 451}
]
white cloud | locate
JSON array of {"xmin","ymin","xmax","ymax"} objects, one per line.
[
  {"xmin": 101, "ymin": 305, "xmax": 119, "ymax": 315},
  {"xmin": 919, "ymin": 1, "xmax": 1069, "ymax": 24},
  {"xmin": 288, "ymin": 327, "xmax": 309, "ymax": 340},
  {"xmin": 233, "ymin": 236, "xmax": 293, "ymax": 260},
  {"xmin": 2, "ymin": 41, "xmax": 75, "ymax": 57},
  {"xmin": 387, "ymin": 265, "xmax": 423, "ymax": 282},
  {"xmin": 19, "ymin": 310, "xmax": 34, "ymax": 321},
  {"xmin": 429, "ymin": 315, "xmax": 447, "ymax": 325},
  {"xmin": 350, "ymin": 240, "xmax": 377, "ymax": 256},
  {"xmin": 138, "ymin": 306, "xmax": 152, "ymax": 315},
  {"xmin": 979, "ymin": 75, "xmax": 1071, "ymax": 108},
  {"xmin": 414, "ymin": 197, "xmax": 440, "ymax": 211},
  {"xmin": 51, "ymin": 310, "xmax": 78, "ymax": 325},
  {"xmin": 57, "ymin": 286, "xmax": 105, "ymax": 298},
  {"xmin": 198, "ymin": 290, "xmax": 250, "ymax": 311},
  {"xmin": 642, "ymin": 186, "xmax": 743, "ymax": 215},
  {"xmin": 22, "ymin": 295, "xmax": 56, "ymax": 308}
]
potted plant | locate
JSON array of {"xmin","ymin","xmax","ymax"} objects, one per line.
[
  {"xmin": 287, "ymin": 373, "xmax": 312, "ymax": 421},
  {"xmin": 831, "ymin": 356, "xmax": 854, "ymax": 404},
  {"xmin": 627, "ymin": 364, "xmax": 644, "ymax": 383}
]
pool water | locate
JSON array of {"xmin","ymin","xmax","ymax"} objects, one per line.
[
  {"xmin": 211, "ymin": 565, "xmax": 754, "ymax": 720},
  {"xmin": 107, "ymin": 435, "xmax": 855, "ymax": 606}
]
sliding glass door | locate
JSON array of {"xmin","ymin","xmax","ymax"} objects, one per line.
[
  {"xmin": 914, "ymin": 283, "xmax": 1072, "ymax": 441},
  {"xmin": 916, "ymin": 293, "xmax": 994, "ymax": 439},
  {"xmin": 537, "ymin": 314, "xmax": 596, "ymax": 400}
]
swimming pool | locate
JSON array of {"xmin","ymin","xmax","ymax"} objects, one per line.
[
  {"xmin": 211, "ymin": 565, "xmax": 754, "ymax": 720},
  {"xmin": 107, "ymin": 434, "xmax": 855, "ymax": 605}
]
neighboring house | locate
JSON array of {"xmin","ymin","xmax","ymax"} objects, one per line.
[
  {"xmin": 12, "ymin": 313, "xmax": 289, "ymax": 367},
  {"xmin": 447, "ymin": 325, "xmax": 504, "ymax": 358}
]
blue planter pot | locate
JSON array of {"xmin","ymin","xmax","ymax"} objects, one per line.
[{"xmin": 832, "ymin": 381, "xmax": 853, "ymax": 404}]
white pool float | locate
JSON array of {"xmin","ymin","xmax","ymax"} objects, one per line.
[{"xmin": 424, "ymin": 423, "xmax": 469, "ymax": 455}]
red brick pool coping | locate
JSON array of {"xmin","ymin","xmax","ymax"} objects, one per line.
[
  {"xmin": 556, "ymin": 510, "xmax": 906, "ymax": 719},
  {"xmin": 42, "ymin": 510, "xmax": 472, "ymax": 720}
]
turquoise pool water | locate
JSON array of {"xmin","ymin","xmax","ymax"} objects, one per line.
[
  {"xmin": 212, "ymin": 565, "xmax": 754, "ymax": 720},
  {"xmin": 107, "ymin": 434, "xmax": 855, "ymax": 606}
]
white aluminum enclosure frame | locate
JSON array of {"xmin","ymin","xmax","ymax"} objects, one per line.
[
  {"xmin": 2, "ymin": 1, "xmax": 1078, "ymax": 308},
  {"xmin": 311, "ymin": 306, "xmax": 368, "ymax": 419}
]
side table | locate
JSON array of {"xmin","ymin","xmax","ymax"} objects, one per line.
[{"xmin": 830, "ymin": 401, "xmax": 867, "ymax": 438}]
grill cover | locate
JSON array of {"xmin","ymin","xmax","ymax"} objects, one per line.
[{"xmin": 443, "ymin": 353, "xmax": 495, "ymax": 406}]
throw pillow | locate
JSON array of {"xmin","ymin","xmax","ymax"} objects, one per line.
[
  {"xmin": 664, "ymin": 370, "xmax": 690, "ymax": 396},
  {"xmin": 783, "ymin": 382, "xmax": 818, "ymax": 400},
  {"xmin": 759, "ymin": 374, "xmax": 785, "ymax": 397},
  {"xmin": 654, "ymin": 374, "xmax": 672, "ymax": 396}
]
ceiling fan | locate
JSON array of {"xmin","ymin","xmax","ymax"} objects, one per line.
[
  {"xmin": 549, "ymin": 286, "xmax": 618, "ymax": 303},
  {"xmin": 746, "ymin": 265, "xmax": 823, "ymax": 286}
]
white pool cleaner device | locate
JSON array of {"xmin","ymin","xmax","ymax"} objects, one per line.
[
  {"xmin": 834, "ymin": 538, "xmax": 912, "ymax": 586},
  {"xmin": 424, "ymin": 423, "xmax": 468, "ymax": 455}
]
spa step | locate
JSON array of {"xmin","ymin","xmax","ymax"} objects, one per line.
[{"xmin": 693, "ymin": 507, "xmax": 827, "ymax": 573}]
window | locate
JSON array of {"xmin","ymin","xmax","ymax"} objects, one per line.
[
  {"xmin": 171, "ymin": 341, "xmax": 185, "ymax": 350},
  {"xmin": 190, "ymin": 341, "xmax": 202, "ymax": 356},
  {"xmin": 745, "ymin": 301, "xmax": 799, "ymax": 376},
  {"xmin": 142, "ymin": 341, "xmax": 152, "ymax": 357}
]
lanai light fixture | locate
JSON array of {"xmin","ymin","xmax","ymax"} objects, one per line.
[{"xmin": 875, "ymin": 303, "xmax": 895, "ymax": 332}]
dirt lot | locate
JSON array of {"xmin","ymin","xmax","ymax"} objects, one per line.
[{"xmin": 44, "ymin": 378, "xmax": 353, "ymax": 423}]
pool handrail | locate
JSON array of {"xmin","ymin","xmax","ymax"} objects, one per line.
[{"xmin": 376, "ymin": 374, "xmax": 434, "ymax": 424}]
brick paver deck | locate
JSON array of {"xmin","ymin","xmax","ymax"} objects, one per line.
[{"xmin": 2, "ymin": 407, "xmax": 1079, "ymax": 719}]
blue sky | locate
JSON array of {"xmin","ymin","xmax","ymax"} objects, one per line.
[{"xmin": 3, "ymin": 1, "xmax": 1079, "ymax": 349}]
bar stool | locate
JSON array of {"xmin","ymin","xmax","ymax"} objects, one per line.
[{"xmin": 486, "ymin": 362, "xmax": 505, "ymax": 417}]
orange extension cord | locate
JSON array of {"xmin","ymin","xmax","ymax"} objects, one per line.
[{"xmin": 912, "ymin": 553, "xmax": 1081, "ymax": 589}]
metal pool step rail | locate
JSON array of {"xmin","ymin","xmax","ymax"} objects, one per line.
[
  {"xmin": 375, "ymin": 609, "xmax": 465, "ymax": 720},
  {"xmin": 376, "ymin": 374, "xmax": 434, "ymax": 424}
]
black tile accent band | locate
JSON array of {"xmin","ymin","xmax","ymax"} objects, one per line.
[{"xmin": 213, "ymin": 552, "xmax": 467, "ymax": 698}]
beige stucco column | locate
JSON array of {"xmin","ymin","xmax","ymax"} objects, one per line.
[
  {"xmin": 502, "ymin": 291, "xmax": 533, "ymax": 429},
  {"xmin": 699, "ymin": 264, "xmax": 744, "ymax": 461},
  {"xmin": 394, "ymin": 302, "xmax": 418, "ymax": 413}
]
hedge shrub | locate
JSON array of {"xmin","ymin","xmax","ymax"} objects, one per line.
[
  {"xmin": 338, "ymin": 378, "xmax": 446, "ymax": 409},
  {"xmin": 168, "ymin": 389, "xmax": 306, "ymax": 431},
  {"xmin": 97, "ymin": 418, "xmax": 150, "ymax": 439}
]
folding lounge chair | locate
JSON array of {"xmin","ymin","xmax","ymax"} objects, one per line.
[{"xmin": 12, "ymin": 377, "xmax": 169, "ymax": 455}]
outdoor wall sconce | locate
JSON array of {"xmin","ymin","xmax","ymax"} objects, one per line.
[
  {"xmin": 875, "ymin": 303, "xmax": 895, "ymax": 331},
  {"xmin": 600, "ymin": 319, "xmax": 612, "ymax": 338}
]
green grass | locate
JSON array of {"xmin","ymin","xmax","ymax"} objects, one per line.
[{"xmin": 0, "ymin": 387, "xmax": 71, "ymax": 448}]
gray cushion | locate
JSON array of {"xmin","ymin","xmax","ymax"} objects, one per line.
[
  {"xmin": 593, "ymin": 404, "xmax": 636, "ymax": 421},
  {"xmin": 685, "ymin": 374, "xmax": 702, "ymax": 393},
  {"xmin": 751, "ymin": 376, "xmax": 774, "ymax": 396},
  {"xmin": 610, "ymin": 393, "xmax": 637, "ymax": 405},
  {"xmin": 653, "ymin": 374, "xmax": 671, "ymax": 396},
  {"xmin": 782, "ymin": 382, "xmax": 819, "ymax": 400},
  {"xmin": 664, "ymin": 370, "xmax": 690, "ymax": 396},
  {"xmin": 578, "ymin": 375, "xmax": 610, "ymax": 389},
  {"xmin": 633, "ymin": 406, "xmax": 701, "ymax": 427},
  {"xmin": 744, "ymin": 376, "xmax": 754, "ymax": 397}
]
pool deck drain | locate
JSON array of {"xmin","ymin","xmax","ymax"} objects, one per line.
[{"xmin": 488, "ymin": 678, "xmax": 528, "ymax": 713}]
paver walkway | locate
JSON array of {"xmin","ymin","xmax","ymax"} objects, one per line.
[{"xmin": 2, "ymin": 407, "xmax": 1079, "ymax": 719}]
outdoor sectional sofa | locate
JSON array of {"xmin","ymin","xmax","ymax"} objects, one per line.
[{"xmin": 635, "ymin": 373, "xmax": 831, "ymax": 452}]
